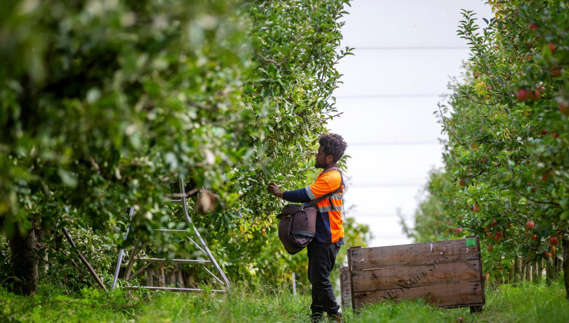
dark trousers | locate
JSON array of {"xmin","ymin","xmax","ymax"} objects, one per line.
[{"xmin": 307, "ymin": 239, "xmax": 342, "ymax": 315}]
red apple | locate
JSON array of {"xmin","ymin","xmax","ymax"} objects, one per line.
[
  {"xmin": 484, "ymin": 226, "xmax": 490, "ymax": 232},
  {"xmin": 552, "ymin": 133, "xmax": 560, "ymax": 139},
  {"xmin": 540, "ymin": 129, "xmax": 548, "ymax": 135},
  {"xmin": 526, "ymin": 221, "xmax": 535, "ymax": 229},
  {"xmin": 473, "ymin": 205, "xmax": 479, "ymax": 212},
  {"xmin": 530, "ymin": 24, "xmax": 538, "ymax": 31},
  {"xmin": 552, "ymin": 67, "xmax": 562, "ymax": 77},
  {"xmin": 487, "ymin": 246, "xmax": 493, "ymax": 251},
  {"xmin": 516, "ymin": 89, "xmax": 528, "ymax": 102},
  {"xmin": 459, "ymin": 179, "xmax": 466, "ymax": 186},
  {"xmin": 550, "ymin": 236, "xmax": 559, "ymax": 246},
  {"xmin": 491, "ymin": 219, "xmax": 498, "ymax": 227},
  {"xmin": 529, "ymin": 90, "xmax": 541, "ymax": 101},
  {"xmin": 458, "ymin": 228, "xmax": 463, "ymax": 233},
  {"xmin": 496, "ymin": 231, "xmax": 503, "ymax": 238},
  {"xmin": 549, "ymin": 43, "xmax": 555, "ymax": 53},
  {"xmin": 543, "ymin": 252, "xmax": 551, "ymax": 258},
  {"xmin": 531, "ymin": 234, "xmax": 537, "ymax": 240}
]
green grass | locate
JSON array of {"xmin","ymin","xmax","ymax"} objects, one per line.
[{"xmin": 1, "ymin": 281, "xmax": 568, "ymax": 322}]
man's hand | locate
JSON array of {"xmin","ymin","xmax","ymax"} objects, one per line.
[{"xmin": 267, "ymin": 183, "xmax": 282, "ymax": 198}]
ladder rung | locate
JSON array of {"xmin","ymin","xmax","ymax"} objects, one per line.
[
  {"xmin": 124, "ymin": 286, "xmax": 227, "ymax": 293},
  {"xmin": 157, "ymin": 229, "xmax": 188, "ymax": 233},
  {"xmin": 135, "ymin": 258, "xmax": 211, "ymax": 264},
  {"xmin": 170, "ymin": 199, "xmax": 183, "ymax": 204}
]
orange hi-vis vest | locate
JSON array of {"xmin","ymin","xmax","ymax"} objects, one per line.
[
  {"xmin": 306, "ymin": 169, "xmax": 345, "ymax": 243},
  {"xmin": 282, "ymin": 167, "xmax": 345, "ymax": 243}
]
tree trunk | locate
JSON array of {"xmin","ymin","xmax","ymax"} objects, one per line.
[
  {"xmin": 533, "ymin": 260, "xmax": 542, "ymax": 284},
  {"xmin": 176, "ymin": 264, "xmax": 185, "ymax": 288},
  {"xmin": 563, "ymin": 239, "xmax": 569, "ymax": 299},
  {"xmin": 8, "ymin": 230, "xmax": 39, "ymax": 295},
  {"xmin": 37, "ymin": 222, "xmax": 50, "ymax": 274},
  {"xmin": 526, "ymin": 264, "xmax": 532, "ymax": 282},
  {"xmin": 513, "ymin": 257, "xmax": 521, "ymax": 282},
  {"xmin": 546, "ymin": 257, "xmax": 558, "ymax": 285},
  {"xmin": 146, "ymin": 264, "xmax": 155, "ymax": 286},
  {"xmin": 158, "ymin": 263, "xmax": 165, "ymax": 287},
  {"xmin": 508, "ymin": 259, "xmax": 515, "ymax": 283}
]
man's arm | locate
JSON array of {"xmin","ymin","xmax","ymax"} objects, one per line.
[
  {"xmin": 283, "ymin": 188, "xmax": 312, "ymax": 203},
  {"xmin": 268, "ymin": 172, "xmax": 339, "ymax": 203},
  {"xmin": 268, "ymin": 183, "xmax": 312, "ymax": 203}
]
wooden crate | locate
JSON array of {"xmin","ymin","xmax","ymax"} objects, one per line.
[{"xmin": 345, "ymin": 237, "xmax": 485, "ymax": 312}]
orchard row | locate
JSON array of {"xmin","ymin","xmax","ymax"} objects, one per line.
[{"xmin": 404, "ymin": 0, "xmax": 569, "ymax": 295}]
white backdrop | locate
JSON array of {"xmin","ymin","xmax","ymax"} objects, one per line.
[{"xmin": 329, "ymin": 0, "xmax": 493, "ymax": 247}]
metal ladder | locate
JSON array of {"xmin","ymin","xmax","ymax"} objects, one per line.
[{"xmin": 110, "ymin": 177, "xmax": 231, "ymax": 293}]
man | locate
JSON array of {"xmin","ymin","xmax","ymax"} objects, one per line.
[{"xmin": 268, "ymin": 133, "xmax": 347, "ymax": 323}]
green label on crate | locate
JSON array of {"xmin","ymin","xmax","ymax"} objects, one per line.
[{"xmin": 466, "ymin": 238, "xmax": 477, "ymax": 247}]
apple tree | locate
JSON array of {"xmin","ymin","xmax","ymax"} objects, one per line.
[
  {"xmin": 0, "ymin": 0, "xmax": 367, "ymax": 295},
  {"xmin": 407, "ymin": 0, "xmax": 569, "ymax": 296}
]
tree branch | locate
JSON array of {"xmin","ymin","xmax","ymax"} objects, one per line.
[
  {"xmin": 515, "ymin": 190, "xmax": 560, "ymax": 206},
  {"xmin": 255, "ymin": 53, "xmax": 283, "ymax": 66}
]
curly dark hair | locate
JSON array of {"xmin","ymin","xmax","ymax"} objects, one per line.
[{"xmin": 319, "ymin": 133, "xmax": 347, "ymax": 162}]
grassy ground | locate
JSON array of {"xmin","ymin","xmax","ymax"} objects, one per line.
[{"xmin": 1, "ymin": 281, "xmax": 568, "ymax": 322}]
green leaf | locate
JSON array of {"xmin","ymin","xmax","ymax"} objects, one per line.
[{"xmin": 58, "ymin": 168, "xmax": 78, "ymax": 188}]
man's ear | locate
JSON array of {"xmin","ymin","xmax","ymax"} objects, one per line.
[{"xmin": 326, "ymin": 155, "xmax": 334, "ymax": 164}]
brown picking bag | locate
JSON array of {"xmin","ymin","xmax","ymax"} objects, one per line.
[
  {"xmin": 277, "ymin": 169, "xmax": 343, "ymax": 255},
  {"xmin": 277, "ymin": 204, "xmax": 318, "ymax": 255}
]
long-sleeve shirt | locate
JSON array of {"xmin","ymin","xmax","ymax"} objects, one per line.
[{"xmin": 283, "ymin": 167, "xmax": 344, "ymax": 243}]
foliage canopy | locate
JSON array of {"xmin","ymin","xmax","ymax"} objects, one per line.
[
  {"xmin": 406, "ymin": 0, "xmax": 569, "ymax": 295},
  {"xmin": 0, "ymin": 0, "xmax": 368, "ymax": 292}
]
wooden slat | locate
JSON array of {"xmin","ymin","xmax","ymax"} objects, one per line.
[
  {"xmin": 353, "ymin": 281, "xmax": 484, "ymax": 309},
  {"xmin": 352, "ymin": 260, "xmax": 480, "ymax": 293},
  {"xmin": 349, "ymin": 239, "xmax": 479, "ymax": 271},
  {"xmin": 340, "ymin": 266, "xmax": 352, "ymax": 308},
  {"xmin": 347, "ymin": 246, "xmax": 361, "ymax": 309}
]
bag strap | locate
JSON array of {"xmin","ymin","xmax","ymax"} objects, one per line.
[{"xmin": 304, "ymin": 167, "xmax": 343, "ymax": 208}]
